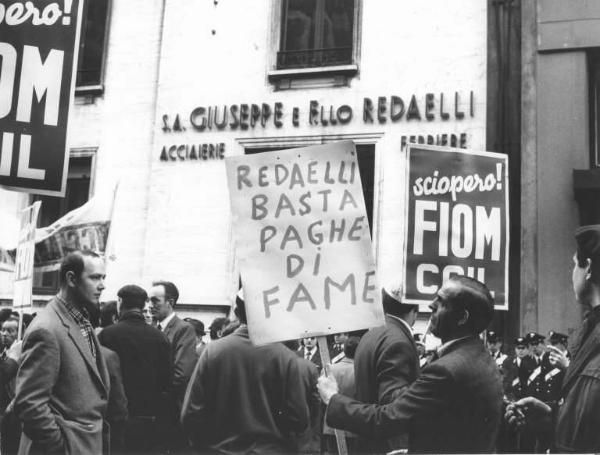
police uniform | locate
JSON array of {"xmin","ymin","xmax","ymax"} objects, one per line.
[
  {"xmin": 541, "ymin": 331, "xmax": 568, "ymax": 403},
  {"xmin": 503, "ymin": 338, "xmax": 536, "ymax": 401}
]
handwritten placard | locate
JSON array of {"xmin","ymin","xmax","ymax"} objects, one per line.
[{"xmin": 226, "ymin": 141, "xmax": 384, "ymax": 345}]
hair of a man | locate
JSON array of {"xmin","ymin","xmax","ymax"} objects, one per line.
[
  {"xmin": 117, "ymin": 285, "xmax": 148, "ymax": 312},
  {"xmin": 152, "ymin": 280, "xmax": 179, "ymax": 306},
  {"xmin": 382, "ymin": 290, "xmax": 418, "ymax": 318},
  {"xmin": 209, "ymin": 317, "xmax": 230, "ymax": 340},
  {"xmin": 59, "ymin": 250, "xmax": 101, "ymax": 287},
  {"xmin": 343, "ymin": 336, "xmax": 360, "ymax": 359},
  {"xmin": 445, "ymin": 276, "xmax": 494, "ymax": 335},
  {"xmin": 99, "ymin": 301, "xmax": 118, "ymax": 327}
]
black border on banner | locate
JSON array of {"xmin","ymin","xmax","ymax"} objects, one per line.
[
  {"xmin": 0, "ymin": 0, "xmax": 85, "ymax": 197},
  {"xmin": 401, "ymin": 144, "xmax": 510, "ymax": 312}
]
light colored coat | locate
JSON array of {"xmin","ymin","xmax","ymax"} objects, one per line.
[{"xmin": 14, "ymin": 298, "xmax": 109, "ymax": 455}]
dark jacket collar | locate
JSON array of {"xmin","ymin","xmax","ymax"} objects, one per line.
[{"xmin": 119, "ymin": 310, "xmax": 145, "ymax": 323}]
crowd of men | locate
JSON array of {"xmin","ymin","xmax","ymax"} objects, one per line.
[{"xmin": 0, "ymin": 224, "xmax": 599, "ymax": 453}]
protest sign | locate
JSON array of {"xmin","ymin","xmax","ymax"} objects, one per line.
[
  {"xmin": 226, "ymin": 141, "xmax": 384, "ymax": 345},
  {"xmin": 13, "ymin": 201, "xmax": 40, "ymax": 310},
  {"xmin": 0, "ymin": 0, "xmax": 85, "ymax": 195},
  {"xmin": 403, "ymin": 145, "xmax": 509, "ymax": 310}
]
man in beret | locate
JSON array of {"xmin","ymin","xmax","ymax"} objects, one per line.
[
  {"xmin": 99, "ymin": 284, "xmax": 172, "ymax": 452},
  {"xmin": 340, "ymin": 282, "xmax": 420, "ymax": 453},
  {"xmin": 507, "ymin": 225, "xmax": 600, "ymax": 452},
  {"xmin": 319, "ymin": 276, "xmax": 503, "ymax": 453}
]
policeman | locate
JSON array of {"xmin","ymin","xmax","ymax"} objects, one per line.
[
  {"xmin": 543, "ymin": 331, "xmax": 569, "ymax": 403},
  {"xmin": 503, "ymin": 337, "xmax": 536, "ymax": 401}
]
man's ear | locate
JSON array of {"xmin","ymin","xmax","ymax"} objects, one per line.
[
  {"xmin": 66, "ymin": 271, "xmax": 77, "ymax": 288},
  {"xmin": 457, "ymin": 309, "xmax": 470, "ymax": 326}
]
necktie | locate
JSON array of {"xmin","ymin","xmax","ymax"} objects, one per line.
[
  {"xmin": 305, "ymin": 350, "xmax": 311, "ymax": 360},
  {"xmin": 158, "ymin": 324, "xmax": 163, "ymax": 332}
]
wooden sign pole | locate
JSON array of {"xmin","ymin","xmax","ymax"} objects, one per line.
[{"xmin": 317, "ymin": 336, "xmax": 348, "ymax": 455}]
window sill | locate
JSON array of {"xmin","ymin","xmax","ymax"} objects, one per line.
[
  {"xmin": 75, "ymin": 84, "xmax": 104, "ymax": 97},
  {"xmin": 268, "ymin": 64, "xmax": 358, "ymax": 81}
]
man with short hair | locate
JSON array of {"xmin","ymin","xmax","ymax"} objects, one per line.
[
  {"xmin": 298, "ymin": 337, "xmax": 322, "ymax": 372},
  {"xmin": 506, "ymin": 225, "xmax": 600, "ymax": 452},
  {"xmin": 99, "ymin": 284, "xmax": 172, "ymax": 453},
  {"xmin": 148, "ymin": 280, "xmax": 197, "ymax": 408},
  {"xmin": 319, "ymin": 276, "xmax": 503, "ymax": 453},
  {"xmin": 487, "ymin": 331, "xmax": 508, "ymax": 367},
  {"xmin": 14, "ymin": 250, "xmax": 110, "ymax": 454},
  {"xmin": 182, "ymin": 291, "xmax": 310, "ymax": 453}
]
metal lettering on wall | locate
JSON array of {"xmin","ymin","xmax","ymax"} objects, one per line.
[{"xmin": 158, "ymin": 91, "xmax": 475, "ymax": 160}]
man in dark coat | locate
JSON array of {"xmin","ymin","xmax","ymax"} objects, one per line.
[
  {"xmin": 99, "ymin": 284, "xmax": 172, "ymax": 453},
  {"xmin": 349, "ymin": 283, "xmax": 419, "ymax": 452},
  {"xmin": 181, "ymin": 292, "xmax": 310, "ymax": 454},
  {"xmin": 507, "ymin": 225, "xmax": 600, "ymax": 452},
  {"xmin": 298, "ymin": 336, "xmax": 322, "ymax": 373},
  {"xmin": 502, "ymin": 337, "xmax": 536, "ymax": 401},
  {"xmin": 319, "ymin": 276, "xmax": 503, "ymax": 454}
]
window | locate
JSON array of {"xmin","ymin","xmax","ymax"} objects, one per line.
[
  {"xmin": 278, "ymin": 0, "xmax": 355, "ymax": 70},
  {"xmin": 76, "ymin": 0, "xmax": 110, "ymax": 92},
  {"xmin": 32, "ymin": 152, "xmax": 95, "ymax": 294},
  {"xmin": 245, "ymin": 143, "xmax": 374, "ymax": 234}
]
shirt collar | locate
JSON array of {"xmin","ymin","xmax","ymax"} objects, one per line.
[
  {"xmin": 159, "ymin": 312, "xmax": 176, "ymax": 330},
  {"xmin": 386, "ymin": 313, "xmax": 413, "ymax": 336},
  {"xmin": 56, "ymin": 295, "xmax": 90, "ymax": 325}
]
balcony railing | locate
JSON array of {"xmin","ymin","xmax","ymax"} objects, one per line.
[{"xmin": 277, "ymin": 47, "xmax": 353, "ymax": 70}]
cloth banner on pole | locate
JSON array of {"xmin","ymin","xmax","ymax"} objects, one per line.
[
  {"xmin": 0, "ymin": 185, "xmax": 117, "ymax": 274},
  {"xmin": 13, "ymin": 201, "xmax": 41, "ymax": 312},
  {"xmin": 0, "ymin": 0, "xmax": 86, "ymax": 196},
  {"xmin": 226, "ymin": 141, "xmax": 384, "ymax": 346},
  {"xmin": 402, "ymin": 145, "xmax": 509, "ymax": 310}
]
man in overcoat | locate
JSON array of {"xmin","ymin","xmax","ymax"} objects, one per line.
[
  {"xmin": 14, "ymin": 250, "xmax": 110, "ymax": 454},
  {"xmin": 507, "ymin": 225, "xmax": 600, "ymax": 452},
  {"xmin": 319, "ymin": 276, "xmax": 503, "ymax": 453}
]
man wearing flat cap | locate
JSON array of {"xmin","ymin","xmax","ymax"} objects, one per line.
[
  {"xmin": 341, "ymin": 282, "xmax": 419, "ymax": 453},
  {"xmin": 319, "ymin": 276, "xmax": 503, "ymax": 453},
  {"xmin": 507, "ymin": 225, "xmax": 600, "ymax": 452},
  {"xmin": 99, "ymin": 284, "xmax": 172, "ymax": 452}
]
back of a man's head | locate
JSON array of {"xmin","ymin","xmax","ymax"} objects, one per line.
[
  {"xmin": 59, "ymin": 250, "xmax": 101, "ymax": 288},
  {"xmin": 445, "ymin": 276, "xmax": 494, "ymax": 335},
  {"xmin": 117, "ymin": 284, "xmax": 148, "ymax": 312}
]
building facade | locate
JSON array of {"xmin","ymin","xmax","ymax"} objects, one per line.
[{"xmin": 0, "ymin": 1, "xmax": 490, "ymax": 326}]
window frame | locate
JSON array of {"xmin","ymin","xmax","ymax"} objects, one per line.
[
  {"xmin": 74, "ymin": 0, "xmax": 112, "ymax": 96},
  {"xmin": 267, "ymin": 0, "xmax": 362, "ymax": 84}
]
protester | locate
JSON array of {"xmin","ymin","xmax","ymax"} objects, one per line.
[
  {"xmin": 182, "ymin": 290, "xmax": 310, "ymax": 453},
  {"xmin": 98, "ymin": 300, "xmax": 118, "ymax": 334},
  {"xmin": 319, "ymin": 276, "xmax": 503, "ymax": 453},
  {"xmin": 323, "ymin": 336, "xmax": 360, "ymax": 454},
  {"xmin": 149, "ymin": 281, "xmax": 197, "ymax": 409},
  {"xmin": 330, "ymin": 332, "xmax": 349, "ymax": 363},
  {"xmin": 184, "ymin": 318, "xmax": 207, "ymax": 355},
  {"xmin": 208, "ymin": 317, "xmax": 229, "ymax": 340},
  {"xmin": 99, "ymin": 284, "xmax": 172, "ymax": 453},
  {"xmin": 506, "ymin": 225, "xmax": 600, "ymax": 452},
  {"xmin": 142, "ymin": 299, "xmax": 154, "ymax": 325},
  {"xmin": 283, "ymin": 339, "xmax": 321, "ymax": 454},
  {"xmin": 344, "ymin": 283, "xmax": 420, "ymax": 453},
  {"xmin": 487, "ymin": 331, "xmax": 508, "ymax": 367},
  {"xmin": 220, "ymin": 318, "xmax": 241, "ymax": 337},
  {"xmin": 0, "ymin": 317, "xmax": 23, "ymax": 454},
  {"xmin": 14, "ymin": 250, "xmax": 110, "ymax": 454},
  {"xmin": 298, "ymin": 336, "xmax": 322, "ymax": 372}
]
